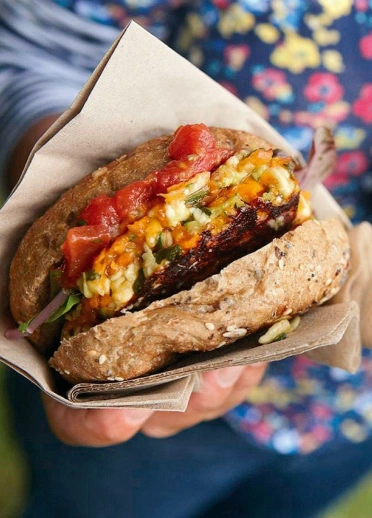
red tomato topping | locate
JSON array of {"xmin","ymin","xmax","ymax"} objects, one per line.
[
  {"xmin": 113, "ymin": 181, "xmax": 154, "ymax": 223},
  {"xmin": 62, "ymin": 225, "xmax": 111, "ymax": 287},
  {"xmin": 79, "ymin": 195, "xmax": 119, "ymax": 230},
  {"xmin": 168, "ymin": 123, "xmax": 216, "ymax": 159},
  {"xmin": 150, "ymin": 147, "xmax": 233, "ymax": 194}
]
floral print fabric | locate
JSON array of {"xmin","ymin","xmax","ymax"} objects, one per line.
[{"xmin": 52, "ymin": 0, "xmax": 372, "ymax": 454}]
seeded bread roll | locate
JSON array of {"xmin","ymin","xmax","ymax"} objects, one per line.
[
  {"xmin": 50, "ymin": 218, "xmax": 350, "ymax": 384},
  {"xmin": 9, "ymin": 128, "xmax": 273, "ymax": 353}
]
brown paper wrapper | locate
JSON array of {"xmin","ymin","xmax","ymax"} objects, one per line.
[
  {"xmin": 328, "ymin": 222, "xmax": 372, "ymax": 350},
  {"xmin": 0, "ymin": 22, "xmax": 364, "ymax": 409}
]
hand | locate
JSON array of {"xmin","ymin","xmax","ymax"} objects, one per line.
[{"xmin": 42, "ymin": 363, "xmax": 267, "ymax": 447}]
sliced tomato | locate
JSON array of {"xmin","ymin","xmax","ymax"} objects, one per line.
[
  {"xmin": 62, "ymin": 225, "xmax": 111, "ymax": 286},
  {"xmin": 168, "ymin": 123, "xmax": 216, "ymax": 159},
  {"xmin": 194, "ymin": 148, "xmax": 234, "ymax": 175},
  {"xmin": 151, "ymin": 147, "xmax": 233, "ymax": 194},
  {"xmin": 79, "ymin": 195, "xmax": 119, "ymax": 231},
  {"xmin": 113, "ymin": 181, "xmax": 154, "ymax": 222}
]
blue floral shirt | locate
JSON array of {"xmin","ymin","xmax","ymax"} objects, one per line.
[{"xmin": 48, "ymin": 0, "xmax": 372, "ymax": 453}]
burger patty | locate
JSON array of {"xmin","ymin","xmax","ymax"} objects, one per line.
[
  {"xmin": 138, "ymin": 192, "xmax": 300, "ymax": 302},
  {"xmin": 62, "ymin": 148, "xmax": 306, "ymax": 338}
]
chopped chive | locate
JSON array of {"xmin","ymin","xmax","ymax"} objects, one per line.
[
  {"xmin": 154, "ymin": 245, "xmax": 182, "ymax": 264},
  {"xmin": 198, "ymin": 206, "xmax": 212, "ymax": 215},
  {"xmin": 185, "ymin": 189, "xmax": 208, "ymax": 206},
  {"xmin": 273, "ymin": 333, "xmax": 287, "ymax": 342},
  {"xmin": 155, "ymin": 232, "xmax": 165, "ymax": 250},
  {"xmin": 86, "ymin": 269, "xmax": 101, "ymax": 281},
  {"xmin": 133, "ymin": 269, "xmax": 145, "ymax": 294}
]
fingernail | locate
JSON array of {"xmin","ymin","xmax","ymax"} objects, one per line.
[
  {"xmin": 123, "ymin": 408, "xmax": 154, "ymax": 425},
  {"xmin": 142, "ymin": 427, "xmax": 173, "ymax": 439},
  {"xmin": 216, "ymin": 366, "xmax": 246, "ymax": 388}
]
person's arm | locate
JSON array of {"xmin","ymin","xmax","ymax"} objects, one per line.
[
  {"xmin": 7, "ymin": 114, "xmax": 61, "ymax": 191},
  {"xmin": 0, "ymin": 0, "xmax": 116, "ymax": 193}
]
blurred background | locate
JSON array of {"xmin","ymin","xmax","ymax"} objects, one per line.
[{"xmin": 0, "ymin": 364, "xmax": 372, "ymax": 517}]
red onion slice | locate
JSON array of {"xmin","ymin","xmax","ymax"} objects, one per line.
[
  {"xmin": 5, "ymin": 328, "xmax": 25, "ymax": 340},
  {"xmin": 5, "ymin": 290, "xmax": 68, "ymax": 340},
  {"xmin": 296, "ymin": 127, "xmax": 336, "ymax": 190},
  {"xmin": 26, "ymin": 290, "xmax": 68, "ymax": 334}
]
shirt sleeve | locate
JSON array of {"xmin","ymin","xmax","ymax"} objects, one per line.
[{"xmin": 0, "ymin": 0, "xmax": 120, "ymax": 183}]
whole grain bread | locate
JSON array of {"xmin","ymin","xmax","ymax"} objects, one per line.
[
  {"xmin": 50, "ymin": 218, "xmax": 350, "ymax": 384},
  {"xmin": 9, "ymin": 128, "xmax": 273, "ymax": 353}
]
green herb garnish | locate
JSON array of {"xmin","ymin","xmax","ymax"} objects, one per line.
[
  {"xmin": 273, "ymin": 333, "xmax": 287, "ymax": 342},
  {"xmin": 133, "ymin": 269, "xmax": 145, "ymax": 294},
  {"xmin": 16, "ymin": 293, "xmax": 81, "ymax": 334},
  {"xmin": 197, "ymin": 206, "xmax": 212, "ymax": 216},
  {"xmin": 18, "ymin": 319, "xmax": 32, "ymax": 334},
  {"xmin": 262, "ymin": 191, "xmax": 274, "ymax": 202},
  {"xmin": 46, "ymin": 293, "xmax": 81, "ymax": 323},
  {"xmin": 251, "ymin": 165, "xmax": 267, "ymax": 182},
  {"xmin": 86, "ymin": 269, "xmax": 101, "ymax": 281},
  {"xmin": 154, "ymin": 232, "xmax": 165, "ymax": 250},
  {"xmin": 154, "ymin": 245, "xmax": 182, "ymax": 264},
  {"xmin": 185, "ymin": 189, "xmax": 209, "ymax": 206}
]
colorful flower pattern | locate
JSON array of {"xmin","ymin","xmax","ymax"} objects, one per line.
[
  {"xmin": 353, "ymin": 84, "xmax": 372, "ymax": 123},
  {"xmin": 360, "ymin": 32, "xmax": 372, "ymax": 59},
  {"xmin": 252, "ymin": 67, "xmax": 293, "ymax": 103},
  {"xmin": 304, "ymin": 72, "xmax": 344, "ymax": 104},
  {"xmin": 52, "ymin": 0, "xmax": 372, "ymax": 454}
]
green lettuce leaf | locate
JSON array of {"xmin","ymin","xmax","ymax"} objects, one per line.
[{"xmin": 46, "ymin": 293, "xmax": 81, "ymax": 323}]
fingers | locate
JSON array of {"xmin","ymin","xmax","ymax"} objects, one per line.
[
  {"xmin": 43, "ymin": 363, "xmax": 267, "ymax": 446},
  {"xmin": 42, "ymin": 393, "xmax": 154, "ymax": 447},
  {"xmin": 141, "ymin": 363, "xmax": 267, "ymax": 438}
]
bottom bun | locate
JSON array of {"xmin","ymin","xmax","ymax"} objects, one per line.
[{"xmin": 50, "ymin": 218, "xmax": 350, "ymax": 384}]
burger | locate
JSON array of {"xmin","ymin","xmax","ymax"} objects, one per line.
[{"xmin": 7, "ymin": 124, "xmax": 350, "ymax": 384}]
